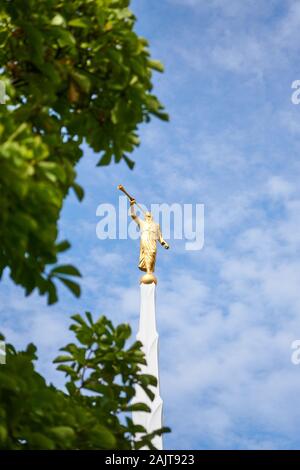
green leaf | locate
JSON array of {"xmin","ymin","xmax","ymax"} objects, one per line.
[
  {"xmin": 51, "ymin": 14, "xmax": 66, "ymax": 26},
  {"xmin": 91, "ymin": 424, "xmax": 116, "ymax": 449},
  {"xmin": 85, "ymin": 311, "xmax": 94, "ymax": 326},
  {"xmin": 53, "ymin": 355, "xmax": 73, "ymax": 364},
  {"xmin": 66, "ymin": 381, "xmax": 76, "ymax": 395},
  {"xmin": 116, "ymin": 8, "xmax": 133, "ymax": 20},
  {"xmin": 47, "ymin": 281, "xmax": 58, "ymax": 305},
  {"xmin": 51, "ymin": 264, "xmax": 82, "ymax": 277},
  {"xmin": 0, "ymin": 372, "xmax": 18, "ymax": 391},
  {"xmin": 49, "ymin": 426, "xmax": 75, "ymax": 442},
  {"xmin": 56, "ymin": 240, "xmax": 71, "ymax": 253},
  {"xmin": 141, "ymin": 386, "xmax": 155, "ymax": 402},
  {"xmin": 0, "ymin": 425, "xmax": 7, "ymax": 443},
  {"xmin": 26, "ymin": 343, "xmax": 37, "ymax": 358},
  {"xmin": 123, "ymin": 155, "xmax": 135, "ymax": 170},
  {"xmin": 72, "ymin": 182, "xmax": 84, "ymax": 201},
  {"xmin": 71, "ymin": 314, "xmax": 86, "ymax": 326},
  {"xmin": 68, "ymin": 18, "xmax": 91, "ymax": 28},
  {"xmin": 56, "ymin": 364, "xmax": 78, "ymax": 379},
  {"xmin": 116, "ymin": 324, "xmax": 131, "ymax": 342},
  {"xmin": 83, "ymin": 381, "xmax": 107, "ymax": 394},
  {"xmin": 25, "ymin": 432, "xmax": 55, "ymax": 450},
  {"xmin": 148, "ymin": 59, "xmax": 164, "ymax": 72},
  {"xmin": 126, "ymin": 402, "xmax": 151, "ymax": 412},
  {"xmin": 140, "ymin": 373, "xmax": 157, "ymax": 387},
  {"xmin": 57, "ymin": 277, "xmax": 81, "ymax": 297},
  {"xmin": 97, "ymin": 152, "xmax": 113, "ymax": 166},
  {"xmin": 56, "ymin": 29, "xmax": 76, "ymax": 48},
  {"xmin": 152, "ymin": 110, "xmax": 169, "ymax": 121},
  {"xmin": 70, "ymin": 70, "xmax": 91, "ymax": 94}
]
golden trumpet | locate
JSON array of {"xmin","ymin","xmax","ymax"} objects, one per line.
[{"xmin": 117, "ymin": 185, "xmax": 146, "ymax": 214}]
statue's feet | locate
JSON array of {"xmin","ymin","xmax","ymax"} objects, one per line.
[{"xmin": 140, "ymin": 273, "xmax": 157, "ymax": 285}]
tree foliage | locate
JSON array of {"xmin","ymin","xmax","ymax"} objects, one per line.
[
  {"xmin": 0, "ymin": 0, "xmax": 167, "ymax": 303},
  {"xmin": 0, "ymin": 313, "xmax": 169, "ymax": 450}
]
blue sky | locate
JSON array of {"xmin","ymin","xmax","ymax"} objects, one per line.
[{"xmin": 2, "ymin": 0, "xmax": 300, "ymax": 450}]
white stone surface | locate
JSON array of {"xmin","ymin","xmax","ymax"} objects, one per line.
[{"xmin": 132, "ymin": 283, "xmax": 163, "ymax": 450}]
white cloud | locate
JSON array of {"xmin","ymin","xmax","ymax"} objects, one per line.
[
  {"xmin": 267, "ymin": 176, "xmax": 295, "ymax": 200},
  {"xmin": 170, "ymin": 0, "xmax": 300, "ymax": 79},
  {"xmin": 169, "ymin": 0, "xmax": 281, "ymax": 19}
]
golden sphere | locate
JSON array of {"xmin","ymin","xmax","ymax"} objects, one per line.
[{"xmin": 140, "ymin": 273, "xmax": 157, "ymax": 285}]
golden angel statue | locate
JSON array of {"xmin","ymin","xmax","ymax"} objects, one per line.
[{"xmin": 118, "ymin": 185, "xmax": 169, "ymax": 284}]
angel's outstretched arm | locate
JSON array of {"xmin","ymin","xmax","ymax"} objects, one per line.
[
  {"xmin": 158, "ymin": 226, "xmax": 169, "ymax": 249},
  {"xmin": 130, "ymin": 200, "xmax": 141, "ymax": 227}
]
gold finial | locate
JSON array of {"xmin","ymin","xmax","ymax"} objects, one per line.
[{"xmin": 118, "ymin": 185, "xmax": 170, "ymax": 284}]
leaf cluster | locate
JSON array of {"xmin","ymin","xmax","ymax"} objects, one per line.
[
  {"xmin": 0, "ymin": 313, "xmax": 170, "ymax": 450},
  {"xmin": 0, "ymin": 0, "xmax": 168, "ymax": 301}
]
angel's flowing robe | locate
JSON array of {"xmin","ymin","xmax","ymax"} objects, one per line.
[{"xmin": 132, "ymin": 216, "xmax": 166, "ymax": 273}]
